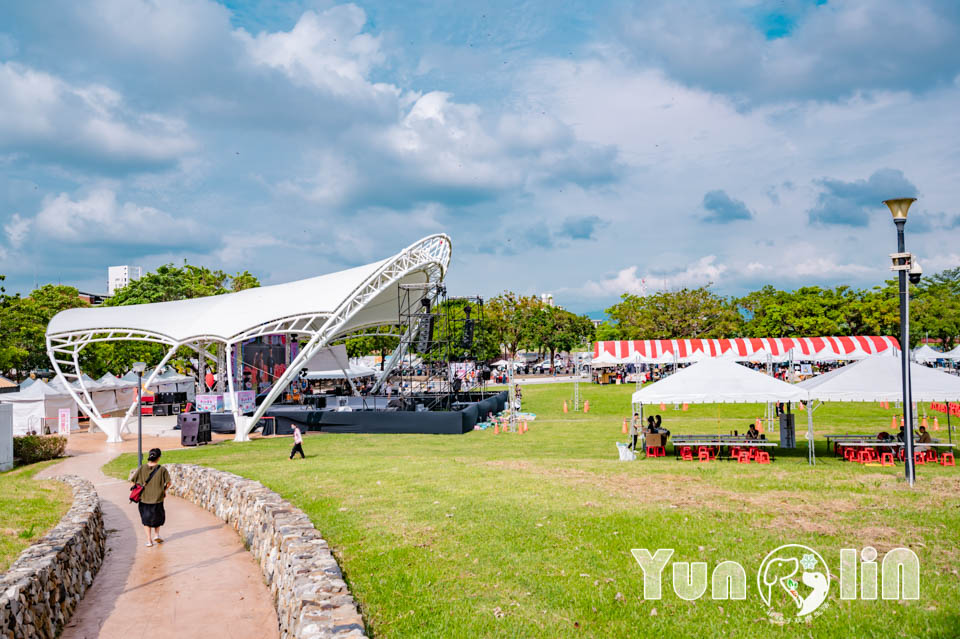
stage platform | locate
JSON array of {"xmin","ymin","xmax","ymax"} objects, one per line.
[{"xmin": 259, "ymin": 391, "xmax": 508, "ymax": 435}]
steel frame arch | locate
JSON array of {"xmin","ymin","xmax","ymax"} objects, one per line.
[{"xmin": 45, "ymin": 234, "xmax": 451, "ymax": 443}]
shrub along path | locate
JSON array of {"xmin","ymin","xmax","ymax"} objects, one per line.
[{"xmin": 37, "ymin": 434, "xmax": 278, "ymax": 639}]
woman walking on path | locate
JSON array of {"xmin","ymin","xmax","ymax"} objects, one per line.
[
  {"xmin": 290, "ymin": 424, "xmax": 305, "ymax": 460},
  {"xmin": 132, "ymin": 448, "xmax": 171, "ymax": 547}
]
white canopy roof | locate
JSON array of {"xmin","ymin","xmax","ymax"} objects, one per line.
[
  {"xmin": 2, "ymin": 379, "xmax": 68, "ymax": 400},
  {"xmin": 912, "ymin": 344, "xmax": 943, "ymax": 363},
  {"xmin": 47, "ymin": 236, "xmax": 449, "ymax": 344},
  {"xmin": 631, "ymin": 359, "xmax": 807, "ymax": 404},
  {"xmin": 942, "ymin": 344, "xmax": 960, "ymax": 361},
  {"xmin": 590, "ymin": 351, "xmax": 622, "ymax": 367},
  {"xmin": 796, "ymin": 355, "xmax": 960, "ymax": 402}
]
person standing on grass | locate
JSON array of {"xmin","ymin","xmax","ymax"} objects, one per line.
[
  {"xmin": 132, "ymin": 448, "xmax": 171, "ymax": 547},
  {"xmin": 628, "ymin": 413, "xmax": 640, "ymax": 450},
  {"xmin": 290, "ymin": 424, "xmax": 305, "ymax": 460}
]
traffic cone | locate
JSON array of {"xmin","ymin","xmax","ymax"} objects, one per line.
[
  {"xmin": 659, "ymin": 402, "xmax": 666, "ymax": 411},
  {"xmin": 584, "ymin": 401, "xmax": 590, "ymax": 413},
  {"xmin": 563, "ymin": 401, "xmax": 568, "ymax": 413},
  {"xmin": 518, "ymin": 423, "xmax": 524, "ymax": 434},
  {"xmin": 922, "ymin": 416, "xmax": 928, "ymax": 428},
  {"xmin": 494, "ymin": 424, "xmax": 499, "ymax": 435},
  {"xmin": 891, "ymin": 415, "xmax": 897, "ymax": 429},
  {"xmin": 900, "ymin": 416, "xmax": 905, "ymax": 427},
  {"xmin": 622, "ymin": 418, "xmax": 628, "ymax": 434},
  {"xmin": 934, "ymin": 417, "xmax": 940, "ymax": 431},
  {"xmin": 523, "ymin": 421, "xmax": 528, "ymax": 433},
  {"xmin": 682, "ymin": 403, "xmax": 689, "ymax": 411},
  {"xmin": 758, "ymin": 421, "xmax": 765, "ymax": 434}
]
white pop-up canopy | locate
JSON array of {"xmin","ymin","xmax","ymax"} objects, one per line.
[
  {"xmin": 0, "ymin": 380, "xmax": 78, "ymax": 435},
  {"xmin": 797, "ymin": 355, "xmax": 960, "ymax": 402},
  {"xmin": 590, "ymin": 351, "xmax": 622, "ymax": 367},
  {"xmin": 631, "ymin": 359, "xmax": 807, "ymax": 405},
  {"xmin": 912, "ymin": 345, "xmax": 943, "ymax": 364},
  {"xmin": 943, "ymin": 345, "xmax": 960, "ymax": 361}
]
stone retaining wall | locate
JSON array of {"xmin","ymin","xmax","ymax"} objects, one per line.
[
  {"xmin": 165, "ymin": 464, "xmax": 367, "ymax": 639},
  {"xmin": 0, "ymin": 475, "xmax": 105, "ymax": 639}
]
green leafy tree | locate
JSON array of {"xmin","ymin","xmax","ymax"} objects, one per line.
[
  {"xmin": 607, "ymin": 286, "xmax": 743, "ymax": 339},
  {"xmin": 0, "ymin": 285, "xmax": 89, "ymax": 379}
]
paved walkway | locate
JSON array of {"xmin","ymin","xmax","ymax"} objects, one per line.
[{"xmin": 38, "ymin": 433, "xmax": 278, "ymax": 639}]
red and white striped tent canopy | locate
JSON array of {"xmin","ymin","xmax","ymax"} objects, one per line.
[{"xmin": 593, "ymin": 337, "xmax": 900, "ymax": 364}]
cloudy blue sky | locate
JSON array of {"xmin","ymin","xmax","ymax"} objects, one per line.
[{"xmin": 1, "ymin": 0, "xmax": 959, "ymax": 313}]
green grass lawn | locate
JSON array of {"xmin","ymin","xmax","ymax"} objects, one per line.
[
  {"xmin": 105, "ymin": 383, "xmax": 960, "ymax": 638},
  {"xmin": 0, "ymin": 460, "xmax": 73, "ymax": 572}
]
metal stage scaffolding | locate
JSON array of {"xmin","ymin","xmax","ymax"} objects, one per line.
[{"xmin": 392, "ymin": 283, "xmax": 486, "ymax": 411}]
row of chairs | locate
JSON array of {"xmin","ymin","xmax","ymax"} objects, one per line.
[
  {"xmin": 840, "ymin": 446, "xmax": 955, "ymax": 467},
  {"xmin": 674, "ymin": 445, "xmax": 771, "ymax": 464}
]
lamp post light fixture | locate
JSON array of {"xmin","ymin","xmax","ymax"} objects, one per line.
[
  {"xmin": 883, "ymin": 197, "xmax": 917, "ymax": 486},
  {"xmin": 132, "ymin": 361, "xmax": 147, "ymax": 467}
]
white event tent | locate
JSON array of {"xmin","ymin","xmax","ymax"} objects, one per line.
[
  {"xmin": 45, "ymin": 235, "xmax": 451, "ymax": 442},
  {"xmin": 942, "ymin": 345, "xmax": 960, "ymax": 361},
  {"xmin": 631, "ymin": 358, "xmax": 807, "ymax": 405},
  {"xmin": 912, "ymin": 345, "xmax": 943, "ymax": 364},
  {"xmin": 631, "ymin": 359, "xmax": 815, "ymax": 463},
  {"xmin": 797, "ymin": 356, "xmax": 960, "ymax": 403},
  {"xmin": 302, "ymin": 344, "xmax": 378, "ymax": 381},
  {"xmin": 0, "ymin": 380, "xmax": 78, "ymax": 435}
]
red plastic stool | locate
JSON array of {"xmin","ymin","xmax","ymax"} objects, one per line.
[
  {"xmin": 880, "ymin": 452, "xmax": 895, "ymax": 466},
  {"xmin": 756, "ymin": 451, "xmax": 771, "ymax": 464},
  {"xmin": 698, "ymin": 449, "xmax": 711, "ymax": 462},
  {"xmin": 857, "ymin": 450, "xmax": 871, "ymax": 464},
  {"xmin": 941, "ymin": 452, "xmax": 955, "ymax": 467},
  {"xmin": 737, "ymin": 451, "xmax": 750, "ymax": 464},
  {"xmin": 843, "ymin": 449, "xmax": 856, "ymax": 462},
  {"xmin": 648, "ymin": 446, "xmax": 665, "ymax": 458},
  {"xmin": 914, "ymin": 451, "xmax": 926, "ymax": 465},
  {"xmin": 681, "ymin": 450, "xmax": 693, "ymax": 461},
  {"xmin": 926, "ymin": 450, "xmax": 937, "ymax": 463},
  {"xmin": 897, "ymin": 448, "xmax": 905, "ymax": 462}
]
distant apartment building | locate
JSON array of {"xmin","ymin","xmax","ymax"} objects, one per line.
[
  {"xmin": 107, "ymin": 265, "xmax": 142, "ymax": 295},
  {"xmin": 539, "ymin": 293, "xmax": 555, "ymax": 307},
  {"xmin": 77, "ymin": 291, "xmax": 108, "ymax": 306}
]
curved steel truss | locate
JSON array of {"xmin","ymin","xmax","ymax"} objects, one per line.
[{"xmin": 45, "ymin": 234, "xmax": 452, "ymax": 443}]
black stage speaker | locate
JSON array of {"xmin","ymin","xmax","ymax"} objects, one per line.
[
  {"xmin": 178, "ymin": 412, "xmax": 210, "ymax": 445},
  {"xmin": 461, "ymin": 318, "xmax": 475, "ymax": 349},
  {"xmin": 415, "ymin": 314, "xmax": 435, "ymax": 353},
  {"xmin": 779, "ymin": 413, "xmax": 796, "ymax": 448},
  {"xmin": 154, "ymin": 403, "xmax": 169, "ymax": 416}
]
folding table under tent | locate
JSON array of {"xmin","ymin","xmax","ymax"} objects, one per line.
[
  {"xmin": 45, "ymin": 235, "xmax": 452, "ymax": 442},
  {"xmin": 630, "ymin": 359, "xmax": 812, "ymax": 461},
  {"xmin": 796, "ymin": 355, "xmax": 960, "ymax": 461}
]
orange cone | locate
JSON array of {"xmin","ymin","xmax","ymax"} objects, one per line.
[
  {"xmin": 523, "ymin": 421, "xmax": 528, "ymax": 433},
  {"xmin": 518, "ymin": 423, "xmax": 524, "ymax": 434},
  {"xmin": 758, "ymin": 422, "xmax": 765, "ymax": 434},
  {"xmin": 659, "ymin": 402, "xmax": 666, "ymax": 411},
  {"xmin": 934, "ymin": 417, "xmax": 940, "ymax": 431},
  {"xmin": 755, "ymin": 417, "xmax": 762, "ymax": 428},
  {"xmin": 891, "ymin": 415, "xmax": 898, "ymax": 429},
  {"xmin": 563, "ymin": 401, "xmax": 568, "ymax": 413},
  {"xmin": 494, "ymin": 424, "xmax": 499, "ymax": 435},
  {"xmin": 922, "ymin": 416, "xmax": 928, "ymax": 428},
  {"xmin": 900, "ymin": 416, "xmax": 905, "ymax": 427},
  {"xmin": 622, "ymin": 418, "xmax": 628, "ymax": 434},
  {"xmin": 584, "ymin": 400, "xmax": 590, "ymax": 413},
  {"xmin": 682, "ymin": 403, "xmax": 689, "ymax": 411}
]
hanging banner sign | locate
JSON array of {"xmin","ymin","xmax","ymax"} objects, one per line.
[{"xmin": 58, "ymin": 408, "xmax": 71, "ymax": 435}]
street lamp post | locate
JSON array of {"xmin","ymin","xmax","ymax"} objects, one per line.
[
  {"xmin": 883, "ymin": 198, "xmax": 917, "ymax": 486},
  {"xmin": 132, "ymin": 361, "xmax": 147, "ymax": 467}
]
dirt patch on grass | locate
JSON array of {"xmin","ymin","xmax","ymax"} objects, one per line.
[{"xmin": 478, "ymin": 459, "xmax": 914, "ymax": 545}]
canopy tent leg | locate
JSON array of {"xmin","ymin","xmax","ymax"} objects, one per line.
[{"xmin": 807, "ymin": 402, "xmax": 816, "ymax": 466}]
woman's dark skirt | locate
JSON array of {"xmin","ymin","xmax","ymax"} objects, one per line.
[{"xmin": 138, "ymin": 501, "xmax": 166, "ymax": 527}]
